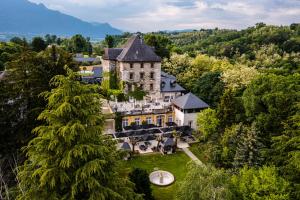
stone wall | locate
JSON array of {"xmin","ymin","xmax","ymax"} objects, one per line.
[{"xmin": 119, "ymin": 61, "xmax": 161, "ymax": 97}]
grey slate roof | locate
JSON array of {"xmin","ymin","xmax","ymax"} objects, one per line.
[
  {"xmin": 74, "ymin": 57, "xmax": 96, "ymax": 63},
  {"xmin": 103, "ymin": 48, "xmax": 123, "ymax": 60},
  {"xmin": 172, "ymin": 93, "xmax": 209, "ymax": 110},
  {"xmin": 92, "ymin": 66, "xmax": 103, "ymax": 78},
  {"xmin": 116, "ymin": 35, "xmax": 162, "ymax": 62},
  {"xmin": 121, "ymin": 142, "xmax": 131, "ymax": 151},
  {"xmin": 161, "ymin": 71, "xmax": 185, "ymax": 93}
]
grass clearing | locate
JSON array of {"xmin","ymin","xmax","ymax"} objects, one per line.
[{"xmin": 121, "ymin": 151, "xmax": 191, "ymax": 200}]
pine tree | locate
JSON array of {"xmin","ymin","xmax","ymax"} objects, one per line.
[
  {"xmin": 17, "ymin": 69, "xmax": 140, "ymax": 200},
  {"xmin": 272, "ymin": 105, "xmax": 300, "ymax": 199},
  {"xmin": 129, "ymin": 168, "xmax": 154, "ymax": 200},
  {"xmin": 233, "ymin": 123, "xmax": 264, "ymax": 168}
]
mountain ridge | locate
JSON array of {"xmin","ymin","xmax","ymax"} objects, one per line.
[{"xmin": 0, "ymin": 0, "xmax": 122, "ymax": 38}]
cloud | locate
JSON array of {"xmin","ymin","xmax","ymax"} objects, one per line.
[{"xmin": 28, "ymin": 0, "xmax": 300, "ymax": 32}]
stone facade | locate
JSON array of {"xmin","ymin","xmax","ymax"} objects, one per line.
[
  {"xmin": 102, "ymin": 35, "xmax": 162, "ymax": 98},
  {"xmin": 118, "ymin": 62, "xmax": 161, "ymax": 96}
]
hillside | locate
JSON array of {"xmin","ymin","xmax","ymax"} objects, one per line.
[{"xmin": 0, "ymin": 0, "xmax": 122, "ymax": 38}]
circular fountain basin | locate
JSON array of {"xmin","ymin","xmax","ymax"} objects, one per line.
[{"xmin": 149, "ymin": 170, "xmax": 175, "ymax": 186}]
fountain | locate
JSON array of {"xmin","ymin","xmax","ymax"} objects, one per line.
[{"xmin": 149, "ymin": 170, "xmax": 175, "ymax": 186}]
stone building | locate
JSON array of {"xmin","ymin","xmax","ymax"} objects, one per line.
[{"xmin": 102, "ymin": 35, "xmax": 162, "ymax": 97}]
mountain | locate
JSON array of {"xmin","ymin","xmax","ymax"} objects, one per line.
[{"xmin": 0, "ymin": 0, "xmax": 122, "ymax": 38}]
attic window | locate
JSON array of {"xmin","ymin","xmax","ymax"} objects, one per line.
[{"xmin": 170, "ymin": 80, "xmax": 176, "ymax": 87}]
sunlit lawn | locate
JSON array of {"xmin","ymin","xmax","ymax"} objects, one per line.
[{"xmin": 122, "ymin": 152, "xmax": 192, "ymax": 200}]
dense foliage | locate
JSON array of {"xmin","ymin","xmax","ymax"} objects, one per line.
[
  {"xmin": 159, "ymin": 23, "xmax": 300, "ymax": 200},
  {"xmin": 129, "ymin": 168, "xmax": 154, "ymax": 200},
  {"xmin": 0, "ymin": 23, "xmax": 299, "ymax": 199},
  {"xmin": 17, "ymin": 70, "xmax": 140, "ymax": 200}
]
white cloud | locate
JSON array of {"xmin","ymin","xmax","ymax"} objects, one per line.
[{"xmin": 28, "ymin": 0, "xmax": 300, "ymax": 32}]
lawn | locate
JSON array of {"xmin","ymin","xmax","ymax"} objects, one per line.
[{"xmin": 122, "ymin": 152, "xmax": 191, "ymax": 200}]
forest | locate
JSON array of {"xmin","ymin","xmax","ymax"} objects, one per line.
[{"xmin": 0, "ymin": 23, "xmax": 299, "ymax": 200}]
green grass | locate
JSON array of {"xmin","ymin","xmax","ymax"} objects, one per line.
[{"xmin": 122, "ymin": 152, "xmax": 191, "ymax": 200}]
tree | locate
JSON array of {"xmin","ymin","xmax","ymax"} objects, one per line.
[
  {"xmin": 233, "ymin": 123, "xmax": 264, "ymax": 168},
  {"xmin": 156, "ymin": 135, "xmax": 163, "ymax": 152},
  {"xmin": 129, "ymin": 168, "xmax": 153, "ymax": 200},
  {"xmin": 105, "ymin": 35, "xmax": 115, "ymax": 48},
  {"xmin": 144, "ymin": 34, "xmax": 172, "ymax": 58},
  {"xmin": 69, "ymin": 34, "xmax": 91, "ymax": 53},
  {"xmin": 242, "ymin": 74, "xmax": 300, "ymax": 145},
  {"xmin": 221, "ymin": 64, "xmax": 259, "ymax": 90},
  {"xmin": 10, "ymin": 37, "xmax": 28, "ymax": 47},
  {"xmin": 172, "ymin": 130, "xmax": 180, "ymax": 153},
  {"xmin": 217, "ymin": 89, "xmax": 243, "ymax": 128},
  {"xmin": 197, "ymin": 108, "xmax": 220, "ymax": 141},
  {"xmin": 130, "ymin": 137, "xmax": 138, "ymax": 154},
  {"xmin": 231, "ymin": 166, "xmax": 290, "ymax": 200},
  {"xmin": 176, "ymin": 163, "xmax": 232, "ymax": 200},
  {"xmin": 17, "ymin": 70, "xmax": 140, "ymax": 200},
  {"xmin": 31, "ymin": 37, "xmax": 47, "ymax": 52},
  {"xmin": 193, "ymin": 71, "xmax": 224, "ymax": 107},
  {"xmin": 272, "ymin": 105, "xmax": 300, "ymax": 199}
]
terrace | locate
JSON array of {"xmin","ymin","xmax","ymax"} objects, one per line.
[
  {"xmin": 116, "ymin": 124, "xmax": 196, "ymax": 154},
  {"xmin": 109, "ymin": 98, "xmax": 173, "ymax": 116}
]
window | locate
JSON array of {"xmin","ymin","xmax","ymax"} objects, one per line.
[
  {"xmin": 130, "ymin": 63, "xmax": 133, "ymax": 68},
  {"xmin": 122, "ymin": 119, "xmax": 128, "ymax": 128},
  {"xmin": 150, "ymin": 72, "xmax": 155, "ymax": 79},
  {"xmin": 168, "ymin": 116, "xmax": 173, "ymax": 123},
  {"xmin": 135, "ymin": 118, "xmax": 140, "ymax": 125},
  {"xmin": 156, "ymin": 115, "xmax": 163, "ymax": 127},
  {"xmin": 141, "ymin": 63, "xmax": 144, "ymax": 68},
  {"xmin": 188, "ymin": 120, "xmax": 193, "ymax": 127},
  {"xmin": 151, "ymin": 63, "xmax": 154, "ymax": 68},
  {"xmin": 129, "ymin": 72, "xmax": 134, "ymax": 80},
  {"xmin": 140, "ymin": 84, "xmax": 144, "ymax": 89},
  {"xmin": 146, "ymin": 117, "xmax": 152, "ymax": 124},
  {"xmin": 140, "ymin": 72, "xmax": 144, "ymax": 79},
  {"xmin": 150, "ymin": 84, "xmax": 153, "ymax": 91}
]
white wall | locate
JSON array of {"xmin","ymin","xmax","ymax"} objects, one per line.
[{"xmin": 174, "ymin": 107, "xmax": 199, "ymax": 130}]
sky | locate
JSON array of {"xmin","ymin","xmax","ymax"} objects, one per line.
[{"xmin": 28, "ymin": 0, "xmax": 300, "ymax": 32}]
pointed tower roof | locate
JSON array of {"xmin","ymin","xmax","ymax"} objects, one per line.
[
  {"xmin": 116, "ymin": 35, "xmax": 161, "ymax": 62},
  {"xmin": 172, "ymin": 93, "xmax": 209, "ymax": 110}
]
